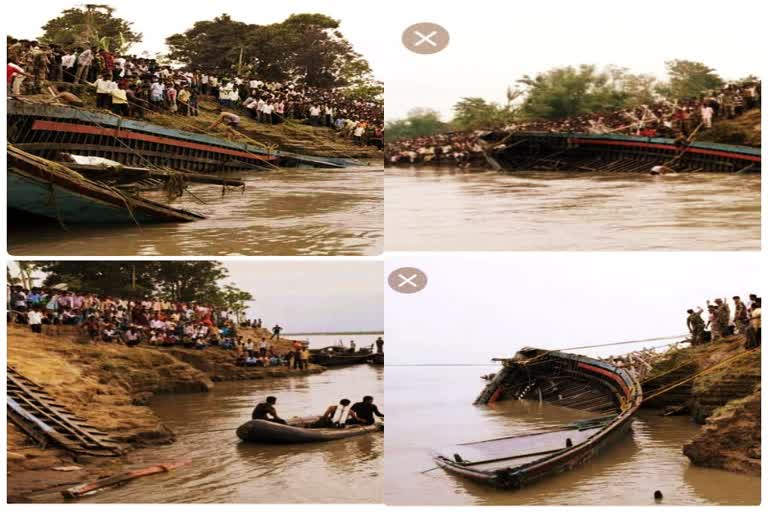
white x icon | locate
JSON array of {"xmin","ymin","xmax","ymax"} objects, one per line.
[
  {"xmin": 397, "ymin": 273, "xmax": 418, "ymax": 288},
  {"xmin": 413, "ymin": 30, "xmax": 438, "ymax": 47}
]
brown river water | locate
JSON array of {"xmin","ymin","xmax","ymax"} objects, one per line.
[
  {"xmin": 385, "ymin": 366, "xmax": 760, "ymax": 506},
  {"xmin": 8, "ymin": 165, "xmax": 383, "ymax": 256},
  {"xmin": 79, "ymin": 364, "xmax": 383, "ymax": 504},
  {"xmin": 385, "ymin": 167, "xmax": 761, "ymax": 251}
]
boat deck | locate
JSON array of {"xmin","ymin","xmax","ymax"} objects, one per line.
[{"xmin": 435, "ymin": 425, "xmax": 602, "ymax": 472}]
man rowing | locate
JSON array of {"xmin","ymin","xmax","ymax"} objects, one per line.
[{"xmin": 252, "ymin": 396, "xmax": 287, "ymax": 424}]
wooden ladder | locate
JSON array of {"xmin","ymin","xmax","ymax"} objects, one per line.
[{"xmin": 7, "ymin": 366, "xmax": 124, "ymax": 456}]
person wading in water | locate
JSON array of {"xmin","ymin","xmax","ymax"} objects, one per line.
[{"xmin": 252, "ymin": 396, "xmax": 287, "ymax": 424}]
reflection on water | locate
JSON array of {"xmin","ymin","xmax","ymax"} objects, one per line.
[
  {"xmin": 8, "ymin": 166, "xmax": 383, "ymax": 256},
  {"xmin": 385, "ymin": 366, "xmax": 760, "ymax": 506},
  {"xmin": 85, "ymin": 365, "xmax": 383, "ymax": 504},
  {"xmin": 385, "ymin": 167, "xmax": 761, "ymax": 251}
]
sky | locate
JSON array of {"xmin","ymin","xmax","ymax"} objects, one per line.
[
  {"xmin": 222, "ymin": 261, "xmax": 382, "ymax": 333},
  {"xmin": 386, "ymin": 253, "xmax": 761, "ymax": 365},
  {"xmin": 8, "ymin": 0, "xmax": 385, "ymax": 78},
  {"xmin": 381, "ymin": 0, "xmax": 765, "ymax": 119}
]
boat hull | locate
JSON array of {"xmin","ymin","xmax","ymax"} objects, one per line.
[
  {"xmin": 8, "ymin": 147, "xmax": 204, "ymax": 224},
  {"xmin": 236, "ymin": 417, "xmax": 382, "ymax": 444}
]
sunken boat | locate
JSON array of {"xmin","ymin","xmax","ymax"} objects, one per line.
[
  {"xmin": 433, "ymin": 347, "xmax": 642, "ymax": 489},
  {"xmin": 236, "ymin": 417, "xmax": 382, "ymax": 444},
  {"xmin": 309, "ymin": 346, "xmax": 374, "ymax": 367},
  {"xmin": 483, "ymin": 132, "xmax": 760, "ymax": 173},
  {"xmin": 7, "ymin": 99, "xmax": 360, "ymax": 171},
  {"xmin": 8, "ymin": 145, "xmax": 205, "ymax": 224}
]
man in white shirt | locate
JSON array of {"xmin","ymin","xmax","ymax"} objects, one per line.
[
  {"xmin": 28, "ymin": 308, "xmax": 43, "ymax": 334},
  {"xmin": 93, "ymin": 74, "xmax": 116, "ymax": 109},
  {"xmin": 309, "ymin": 105, "xmax": 321, "ymax": 126}
]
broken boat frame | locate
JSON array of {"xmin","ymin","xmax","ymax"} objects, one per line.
[{"xmin": 433, "ymin": 348, "xmax": 643, "ymax": 489}]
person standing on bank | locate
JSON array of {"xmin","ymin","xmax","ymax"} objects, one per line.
[{"xmin": 687, "ymin": 308, "xmax": 705, "ymax": 345}]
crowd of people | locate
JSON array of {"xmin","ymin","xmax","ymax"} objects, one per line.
[
  {"xmin": 686, "ymin": 293, "xmax": 761, "ymax": 348},
  {"xmin": 385, "ymin": 133, "xmax": 485, "ymax": 166},
  {"xmin": 7, "ymin": 38, "xmax": 384, "ymax": 146},
  {"xmin": 385, "ymin": 79, "xmax": 760, "ymax": 166},
  {"xmin": 8, "ymin": 285, "xmax": 314, "ymax": 369}
]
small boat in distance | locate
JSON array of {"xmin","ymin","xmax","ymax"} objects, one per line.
[
  {"xmin": 433, "ymin": 348, "xmax": 642, "ymax": 489},
  {"xmin": 310, "ymin": 345, "xmax": 374, "ymax": 367},
  {"xmin": 8, "ymin": 145, "xmax": 205, "ymax": 225},
  {"xmin": 237, "ymin": 417, "xmax": 382, "ymax": 444}
]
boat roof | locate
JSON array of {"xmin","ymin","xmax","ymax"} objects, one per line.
[{"xmin": 435, "ymin": 425, "xmax": 603, "ymax": 473}]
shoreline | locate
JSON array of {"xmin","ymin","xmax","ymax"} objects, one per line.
[{"xmin": 6, "ymin": 324, "xmax": 326, "ymax": 502}]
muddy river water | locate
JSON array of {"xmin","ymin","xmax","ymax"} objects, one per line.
[
  {"xmin": 385, "ymin": 366, "xmax": 760, "ymax": 506},
  {"xmin": 8, "ymin": 165, "xmax": 383, "ymax": 256},
  {"xmin": 81, "ymin": 364, "xmax": 383, "ymax": 504},
  {"xmin": 385, "ymin": 167, "xmax": 761, "ymax": 251}
]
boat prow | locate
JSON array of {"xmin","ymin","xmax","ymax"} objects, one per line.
[{"xmin": 236, "ymin": 416, "xmax": 383, "ymax": 444}]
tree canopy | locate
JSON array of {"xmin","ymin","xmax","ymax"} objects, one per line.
[
  {"xmin": 662, "ymin": 59, "xmax": 724, "ymax": 100},
  {"xmin": 166, "ymin": 13, "xmax": 373, "ymax": 88},
  {"xmin": 452, "ymin": 97, "xmax": 515, "ymax": 131},
  {"xmin": 31, "ymin": 261, "xmax": 252, "ymax": 313},
  {"xmin": 384, "ymin": 108, "xmax": 448, "ymax": 142},
  {"xmin": 40, "ymin": 4, "xmax": 142, "ymax": 53}
]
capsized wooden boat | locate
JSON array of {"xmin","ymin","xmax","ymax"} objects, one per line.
[
  {"xmin": 8, "ymin": 99, "xmax": 360, "ymax": 170},
  {"xmin": 236, "ymin": 416, "xmax": 383, "ymax": 444},
  {"xmin": 8, "ymin": 145, "xmax": 205, "ymax": 224},
  {"xmin": 433, "ymin": 347, "xmax": 642, "ymax": 489}
]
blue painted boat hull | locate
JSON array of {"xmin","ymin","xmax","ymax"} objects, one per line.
[{"xmin": 8, "ymin": 146, "xmax": 205, "ymax": 225}]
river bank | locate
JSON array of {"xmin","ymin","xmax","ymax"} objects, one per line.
[
  {"xmin": 6, "ymin": 323, "xmax": 325, "ymax": 501},
  {"xmin": 642, "ymin": 334, "xmax": 760, "ymax": 475}
]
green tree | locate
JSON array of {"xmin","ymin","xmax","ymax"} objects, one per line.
[
  {"xmin": 451, "ymin": 97, "xmax": 515, "ymax": 131},
  {"xmin": 661, "ymin": 60, "xmax": 723, "ymax": 100},
  {"xmin": 165, "ymin": 14, "xmax": 253, "ymax": 75},
  {"xmin": 37, "ymin": 261, "xmax": 157, "ymax": 297},
  {"xmin": 518, "ymin": 65, "xmax": 630, "ymax": 120},
  {"xmin": 166, "ymin": 13, "xmax": 373, "ymax": 87},
  {"xmin": 152, "ymin": 262, "xmax": 228, "ymax": 303},
  {"xmin": 35, "ymin": 261, "xmax": 231, "ymax": 302},
  {"xmin": 384, "ymin": 108, "xmax": 448, "ymax": 141},
  {"xmin": 212, "ymin": 285, "xmax": 254, "ymax": 323},
  {"xmin": 40, "ymin": 4, "xmax": 142, "ymax": 52}
]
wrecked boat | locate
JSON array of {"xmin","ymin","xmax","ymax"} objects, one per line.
[
  {"xmin": 433, "ymin": 348, "xmax": 642, "ymax": 489},
  {"xmin": 8, "ymin": 145, "xmax": 205, "ymax": 224},
  {"xmin": 7, "ymin": 99, "xmax": 360, "ymax": 171}
]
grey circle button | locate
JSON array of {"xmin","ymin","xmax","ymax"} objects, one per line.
[
  {"xmin": 388, "ymin": 267, "xmax": 428, "ymax": 294},
  {"xmin": 402, "ymin": 23, "xmax": 450, "ymax": 55}
]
